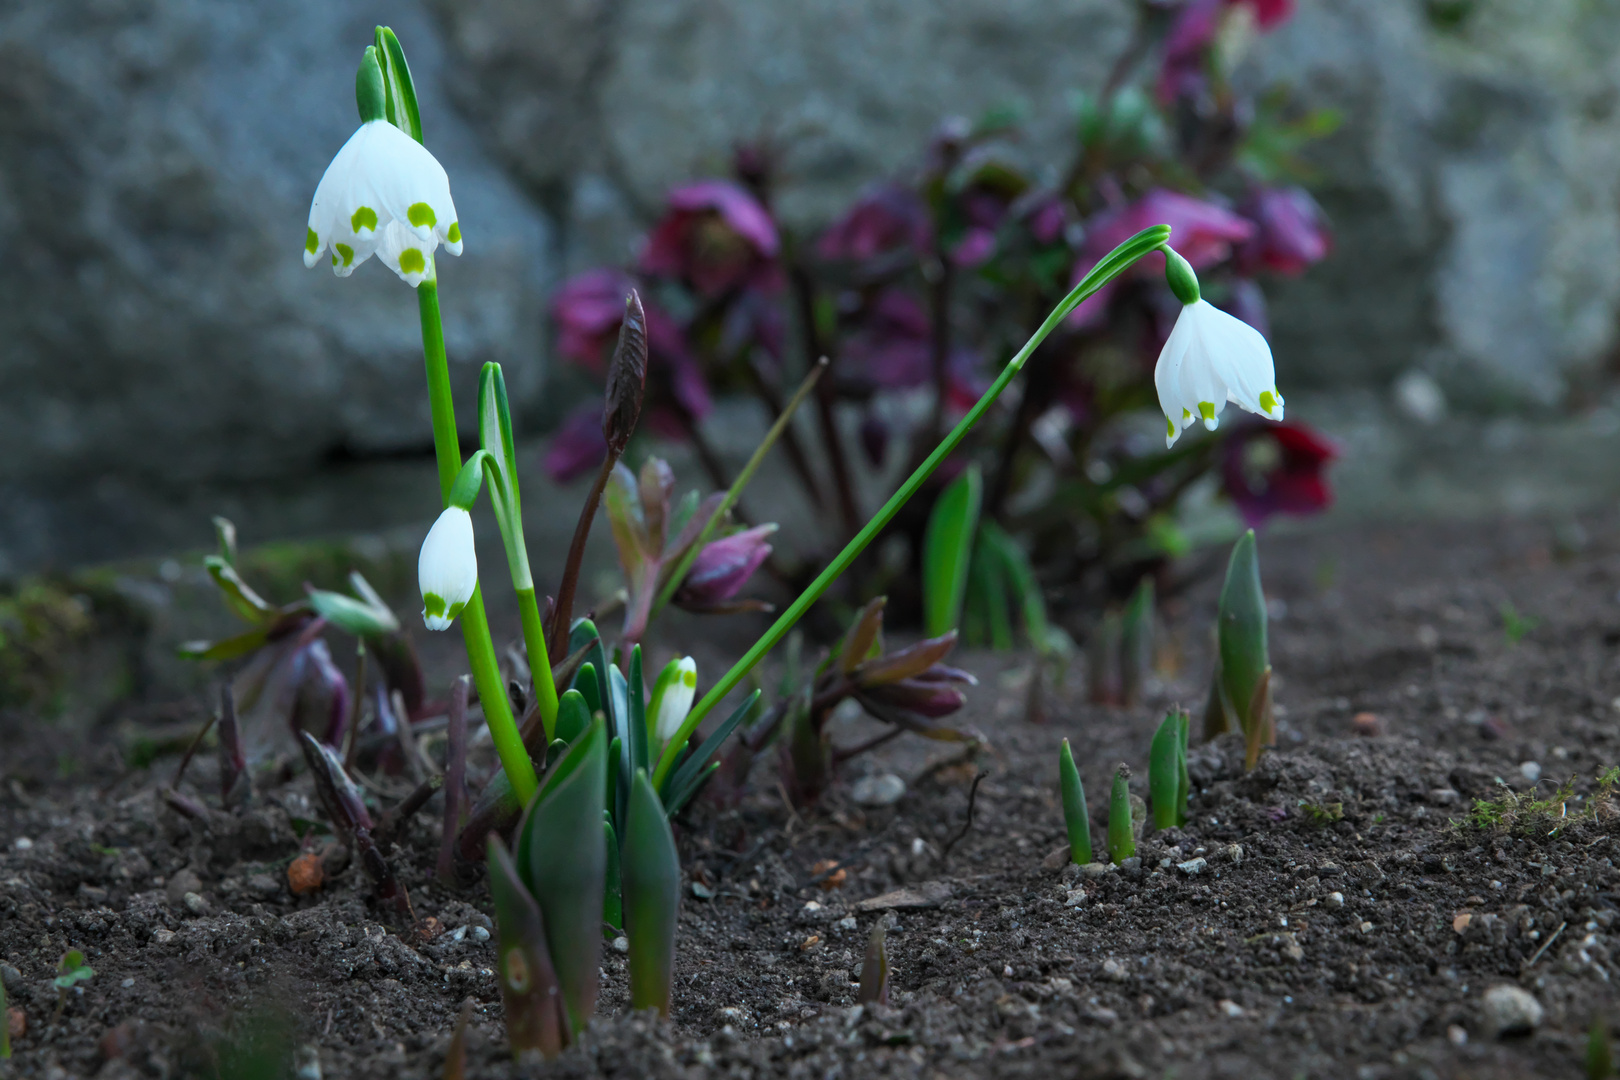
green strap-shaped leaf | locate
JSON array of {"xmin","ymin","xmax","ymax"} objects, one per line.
[
  {"xmin": 921, "ymin": 464, "xmax": 983, "ymax": 638},
  {"xmin": 622, "ymin": 769, "xmax": 680, "ymax": 1015},
  {"xmin": 662, "ymin": 690, "xmax": 760, "ymax": 815},
  {"xmin": 555, "ymin": 689, "xmax": 592, "ymax": 746},
  {"xmin": 177, "ymin": 625, "xmax": 273, "ymax": 662},
  {"xmin": 627, "ymin": 646, "xmax": 649, "ymax": 774},
  {"xmin": 1058, "ymin": 738, "xmax": 1091, "ymax": 866},
  {"xmin": 486, "ymin": 835, "xmax": 568, "ymax": 1058},
  {"xmin": 308, "ymin": 588, "xmax": 399, "ymax": 637},
  {"xmin": 1149, "ymin": 711, "xmax": 1182, "ymax": 831},
  {"xmin": 602, "ymin": 815, "xmax": 622, "ymax": 936},
  {"xmin": 1218, "ymin": 530, "xmax": 1269, "ymax": 743},
  {"xmin": 373, "ymin": 26, "xmax": 423, "ymax": 143},
  {"xmin": 980, "ymin": 520, "xmax": 1050, "ymax": 651},
  {"xmin": 857, "ymin": 922, "xmax": 889, "ymax": 1006},
  {"xmin": 516, "ymin": 718, "xmax": 606, "ymax": 1034},
  {"xmin": 1106, "ymin": 764, "xmax": 1135, "ymax": 864},
  {"xmin": 204, "ymin": 555, "xmax": 276, "ymax": 624},
  {"xmin": 1175, "ymin": 709, "xmax": 1190, "ymax": 826}
]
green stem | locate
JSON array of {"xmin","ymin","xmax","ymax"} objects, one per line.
[
  {"xmin": 418, "ymin": 278, "xmax": 539, "ymax": 806},
  {"xmin": 649, "ymin": 357, "xmax": 827, "ymax": 619},
  {"xmin": 517, "ymin": 586, "xmax": 557, "ymax": 742},
  {"xmin": 651, "ymin": 226, "xmax": 1171, "ymax": 790}
]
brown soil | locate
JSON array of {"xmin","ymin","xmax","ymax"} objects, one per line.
[{"xmin": 5, "ymin": 513, "xmax": 1620, "ymax": 1079}]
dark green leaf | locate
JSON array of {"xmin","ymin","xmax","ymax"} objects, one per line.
[
  {"xmin": 622, "ymin": 769, "xmax": 679, "ymax": 1015},
  {"xmin": 921, "ymin": 464, "xmax": 983, "ymax": 637},
  {"xmin": 1059, "ymin": 738, "xmax": 1091, "ymax": 866}
]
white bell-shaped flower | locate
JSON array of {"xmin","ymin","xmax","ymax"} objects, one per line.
[
  {"xmin": 418, "ymin": 507, "xmax": 478, "ymax": 631},
  {"xmin": 652, "ymin": 657, "xmax": 698, "ymax": 745},
  {"xmin": 304, "ymin": 120, "xmax": 463, "ymax": 287},
  {"xmin": 1155, "ymin": 299, "xmax": 1284, "ymax": 447}
]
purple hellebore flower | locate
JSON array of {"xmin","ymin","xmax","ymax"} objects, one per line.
[
  {"xmin": 1157, "ymin": 0, "xmax": 1298, "ymax": 104},
  {"xmin": 842, "ymin": 290, "xmax": 933, "ymax": 390},
  {"xmin": 1067, "ymin": 188, "xmax": 1254, "ymax": 327},
  {"xmin": 677, "ymin": 524, "xmax": 777, "ymax": 610},
  {"xmin": 1221, "ymin": 419, "xmax": 1337, "ymax": 527},
  {"xmin": 640, "ymin": 180, "xmax": 781, "ymax": 297},
  {"xmin": 542, "ymin": 403, "xmax": 609, "ymax": 483},
  {"xmin": 1237, "ymin": 186, "xmax": 1332, "ymax": 276},
  {"xmin": 1022, "ymin": 192, "xmax": 1071, "ymax": 246},
  {"xmin": 292, "ymin": 637, "xmax": 351, "ymax": 748},
  {"xmin": 551, "ymin": 268, "xmax": 637, "ymax": 370},
  {"xmin": 818, "ymin": 183, "xmax": 932, "ymax": 261}
]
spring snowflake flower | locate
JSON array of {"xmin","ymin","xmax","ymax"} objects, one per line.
[
  {"xmin": 1155, "ymin": 246, "xmax": 1284, "ymax": 447},
  {"xmin": 652, "ymin": 657, "xmax": 698, "ymax": 745},
  {"xmin": 304, "ymin": 120, "xmax": 463, "ymax": 287},
  {"xmin": 418, "ymin": 507, "xmax": 477, "ymax": 630}
]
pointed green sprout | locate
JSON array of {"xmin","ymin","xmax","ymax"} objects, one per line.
[
  {"xmin": 1120, "ymin": 576, "xmax": 1154, "ymax": 704},
  {"xmin": 486, "ymin": 835, "xmax": 568, "ymax": 1058},
  {"xmin": 603, "ymin": 814, "xmax": 623, "ymax": 936},
  {"xmin": 623, "ymin": 768, "xmax": 681, "ymax": 1015},
  {"xmin": 1058, "ymin": 738, "xmax": 1092, "ymax": 866},
  {"xmin": 1211, "ymin": 529, "xmax": 1273, "ymax": 770},
  {"xmin": 652, "ymin": 224, "xmax": 1174, "ymax": 791},
  {"xmin": 1107, "ymin": 764, "xmax": 1135, "ymax": 864},
  {"xmin": 922, "ymin": 463, "xmax": 983, "ymax": 637},
  {"xmin": 1149, "ymin": 709, "xmax": 1190, "ymax": 830},
  {"xmin": 515, "ymin": 717, "xmax": 606, "ymax": 1033},
  {"xmin": 857, "ymin": 921, "xmax": 890, "ymax": 1006},
  {"xmin": 478, "ymin": 362, "xmax": 559, "ymax": 741},
  {"xmin": 1589, "ymin": 1015, "xmax": 1613, "ymax": 1080}
]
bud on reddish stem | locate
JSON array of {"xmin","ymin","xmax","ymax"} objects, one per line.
[{"xmin": 603, "ymin": 290, "xmax": 648, "ymax": 457}]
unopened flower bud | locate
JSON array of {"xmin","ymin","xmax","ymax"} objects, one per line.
[
  {"xmin": 650, "ymin": 657, "xmax": 698, "ymax": 745},
  {"xmin": 419, "ymin": 507, "xmax": 477, "ymax": 630},
  {"xmin": 677, "ymin": 525, "xmax": 776, "ymax": 609},
  {"xmin": 603, "ymin": 290, "xmax": 649, "ymax": 457}
]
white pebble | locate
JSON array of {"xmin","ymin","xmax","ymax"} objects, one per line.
[
  {"xmin": 12, "ymin": 837, "xmax": 32, "ymax": 851},
  {"xmin": 1519, "ymin": 762, "xmax": 1542, "ymax": 784},
  {"xmin": 1177, "ymin": 857, "xmax": 1208, "ymax": 875},
  {"xmin": 471, "ymin": 925, "xmax": 490, "ymax": 942},
  {"xmin": 1482, "ymin": 985, "xmax": 1543, "ymax": 1037}
]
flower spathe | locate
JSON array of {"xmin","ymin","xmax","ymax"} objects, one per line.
[
  {"xmin": 304, "ymin": 120, "xmax": 462, "ymax": 288},
  {"xmin": 1156, "ymin": 299, "xmax": 1283, "ymax": 447},
  {"xmin": 418, "ymin": 507, "xmax": 478, "ymax": 630}
]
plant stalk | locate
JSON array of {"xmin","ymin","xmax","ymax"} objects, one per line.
[
  {"xmin": 418, "ymin": 278, "xmax": 537, "ymax": 806},
  {"xmin": 652, "ymin": 226, "xmax": 1172, "ymax": 789},
  {"xmin": 516, "ymin": 587, "xmax": 557, "ymax": 743},
  {"xmin": 548, "ymin": 452, "xmax": 616, "ymax": 663}
]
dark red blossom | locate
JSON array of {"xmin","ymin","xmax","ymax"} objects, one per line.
[
  {"xmin": 640, "ymin": 180, "xmax": 781, "ymax": 297},
  {"xmin": 1157, "ymin": 0, "xmax": 1296, "ymax": 104},
  {"xmin": 1221, "ymin": 420, "xmax": 1336, "ymax": 526},
  {"xmin": 817, "ymin": 184, "xmax": 932, "ymax": 262}
]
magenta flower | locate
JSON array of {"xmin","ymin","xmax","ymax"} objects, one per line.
[
  {"xmin": 842, "ymin": 290, "xmax": 932, "ymax": 390},
  {"xmin": 1022, "ymin": 192, "xmax": 1071, "ymax": 246},
  {"xmin": 1237, "ymin": 186, "xmax": 1331, "ymax": 276},
  {"xmin": 675, "ymin": 524, "xmax": 777, "ymax": 612},
  {"xmin": 1221, "ymin": 419, "xmax": 1336, "ymax": 526},
  {"xmin": 551, "ymin": 269, "xmax": 638, "ymax": 370},
  {"xmin": 818, "ymin": 183, "xmax": 931, "ymax": 261},
  {"xmin": 1158, "ymin": 0, "xmax": 1296, "ymax": 103},
  {"xmin": 640, "ymin": 180, "xmax": 781, "ymax": 297},
  {"xmin": 1068, "ymin": 189, "xmax": 1254, "ymax": 326},
  {"xmin": 542, "ymin": 404, "xmax": 609, "ymax": 483}
]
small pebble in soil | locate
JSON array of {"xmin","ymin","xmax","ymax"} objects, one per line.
[
  {"xmin": 1352, "ymin": 713, "xmax": 1383, "ymax": 737},
  {"xmin": 1327, "ymin": 892, "xmax": 1345, "ymax": 908},
  {"xmin": 450, "ymin": 925, "xmax": 467, "ymax": 942},
  {"xmin": 1222, "ymin": 844, "xmax": 1244, "ymax": 864},
  {"xmin": 287, "ymin": 852, "xmax": 324, "ymax": 895},
  {"xmin": 1359, "ymin": 921, "xmax": 1374, "ymax": 933},
  {"xmin": 1101, "ymin": 959, "xmax": 1127, "ymax": 981},
  {"xmin": 1417, "ymin": 625, "xmax": 1440, "ymax": 649},
  {"xmin": 12, "ymin": 836, "xmax": 32, "ymax": 851},
  {"xmin": 612, "ymin": 937, "xmax": 629, "ymax": 953},
  {"xmin": 1064, "ymin": 888, "xmax": 1087, "ymax": 907},
  {"xmin": 151, "ymin": 929, "xmax": 175, "ymax": 944},
  {"xmin": 1519, "ymin": 761, "xmax": 1542, "ymax": 784},
  {"xmin": 120, "ymin": 978, "xmax": 134, "ymax": 988},
  {"xmin": 1177, "ymin": 857, "xmax": 1207, "ymax": 875},
  {"xmin": 1003, "ymin": 965, "xmax": 1014, "ymax": 978},
  {"xmin": 1428, "ymin": 788, "xmax": 1460, "ymax": 805},
  {"xmin": 166, "ymin": 869, "xmax": 203, "ymax": 906},
  {"xmin": 836, "ymin": 916, "xmax": 856, "ymax": 931},
  {"xmin": 1481, "ymin": 984, "xmax": 1543, "ymax": 1037},
  {"xmin": 183, "ymin": 891, "xmax": 208, "ymax": 916},
  {"xmin": 1448, "ymin": 1024, "xmax": 1468, "ymax": 1046},
  {"xmin": 851, "ymin": 773, "xmax": 906, "ymax": 807},
  {"xmin": 1078, "ymin": 862, "xmax": 1111, "ymax": 880},
  {"xmin": 691, "ymin": 882, "xmax": 714, "ymax": 900},
  {"xmin": 1219, "ymin": 1000, "xmax": 1243, "ymax": 1018},
  {"xmin": 471, "ymin": 925, "xmax": 490, "ymax": 942}
]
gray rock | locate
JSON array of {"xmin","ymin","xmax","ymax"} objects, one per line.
[
  {"xmin": 165, "ymin": 869, "xmax": 203, "ymax": 907},
  {"xmin": 0, "ymin": 0, "xmax": 550, "ymax": 572},
  {"xmin": 1481, "ymin": 984, "xmax": 1543, "ymax": 1037},
  {"xmin": 850, "ymin": 773, "xmax": 906, "ymax": 807},
  {"xmin": 1177, "ymin": 857, "xmax": 1208, "ymax": 876}
]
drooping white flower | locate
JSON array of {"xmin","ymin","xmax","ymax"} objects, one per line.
[
  {"xmin": 652, "ymin": 657, "xmax": 698, "ymax": 745},
  {"xmin": 419, "ymin": 507, "xmax": 478, "ymax": 631},
  {"xmin": 1155, "ymin": 299, "xmax": 1284, "ymax": 447},
  {"xmin": 304, "ymin": 120, "xmax": 463, "ymax": 287}
]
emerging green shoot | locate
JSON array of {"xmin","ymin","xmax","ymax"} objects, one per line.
[
  {"xmin": 622, "ymin": 769, "xmax": 681, "ymax": 1016},
  {"xmin": 444, "ymin": 998, "xmax": 475, "ymax": 1080},
  {"xmin": 1058, "ymin": 738, "xmax": 1092, "ymax": 865},
  {"xmin": 53, "ymin": 948, "xmax": 94, "ymax": 1018},
  {"xmin": 515, "ymin": 718, "xmax": 607, "ymax": 1034},
  {"xmin": 922, "ymin": 463, "xmax": 983, "ymax": 637},
  {"xmin": 857, "ymin": 922, "xmax": 890, "ymax": 1006},
  {"xmin": 1, "ymin": 965, "xmax": 9, "ymax": 1058},
  {"xmin": 1500, "ymin": 601, "xmax": 1538, "ymax": 646},
  {"xmin": 1149, "ymin": 709, "xmax": 1191, "ymax": 830},
  {"xmin": 1589, "ymin": 1015, "xmax": 1613, "ymax": 1080},
  {"xmin": 1209, "ymin": 530, "xmax": 1274, "ymax": 770},
  {"xmin": 1107, "ymin": 764, "xmax": 1135, "ymax": 864},
  {"xmin": 1119, "ymin": 576, "xmax": 1154, "ymax": 706},
  {"xmin": 486, "ymin": 835, "xmax": 568, "ymax": 1058}
]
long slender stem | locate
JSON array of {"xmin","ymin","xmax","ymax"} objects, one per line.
[
  {"xmin": 790, "ymin": 265, "xmax": 860, "ymax": 537},
  {"xmin": 650, "ymin": 358, "xmax": 826, "ymax": 619},
  {"xmin": 548, "ymin": 451, "xmax": 615, "ymax": 663},
  {"xmin": 652, "ymin": 226, "xmax": 1171, "ymax": 790},
  {"xmin": 418, "ymin": 278, "xmax": 538, "ymax": 806},
  {"xmin": 516, "ymin": 587, "xmax": 557, "ymax": 743}
]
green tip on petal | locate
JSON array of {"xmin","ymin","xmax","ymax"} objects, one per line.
[
  {"xmin": 447, "ymin": 222, "xmax": 462, "ymax": 243},
  {"xmin": 424, "ymin": 594, "xmax": 446, "ymax": 620},
  {"xmin": 305, "ymin": 227, "xmax": 319, "ymax": 254},
  {"xmin": 334, "ymin": 243, "xmax": 354, "ymax": 267},
  {"xmin": 399, "ymin": 248, "xmax": 426, "ymax": 275},
  {"xmin": 1259, "ymin": 390, "xmax": 1280, "ymax": 414},
  {"xmin": 408, "ymin": 202, "xmax": 437, "ymax": 228},
  {"xmin": 350, "ymin": 206, "xmax": 378, "ymax": 234},
  {"xmin": 1198, "ymin": 402, "xmax": 1216, "ymax": 421},
  {"xmin": 1166, "ymin": 415, "xmax": 1175, "ymax": 439}
]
